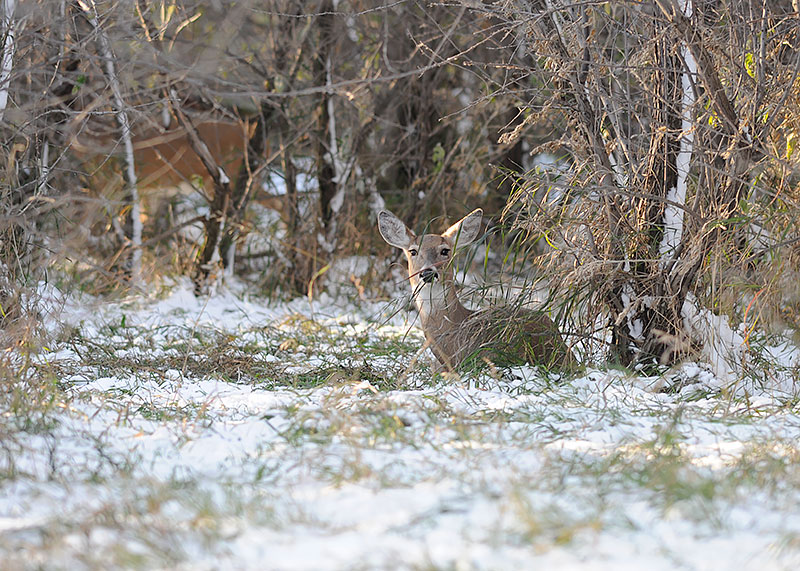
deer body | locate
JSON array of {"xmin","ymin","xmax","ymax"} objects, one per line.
[{"xmin": 379, "ymin": 209, "xmax": 573, "ymax": 371}]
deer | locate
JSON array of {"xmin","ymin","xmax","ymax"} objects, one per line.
[{"xmin": 378, "ymin": 208, "xmax": 575, "ymax": 372}]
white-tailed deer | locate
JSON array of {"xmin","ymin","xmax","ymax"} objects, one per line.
[{"xmin": 378, "ymin": 209, "xmax": 574, "ymax": 371}]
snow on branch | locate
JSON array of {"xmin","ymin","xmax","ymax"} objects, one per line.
[{"xmin": 659, "ymin": 0, "xmax": 696, "ymax": 263}]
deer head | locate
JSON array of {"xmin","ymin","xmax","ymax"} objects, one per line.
[{"xmin": 378, "ymin": 209, "xmax": 483, "ymax": 317}]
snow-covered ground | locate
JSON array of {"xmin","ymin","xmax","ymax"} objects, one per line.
[{"xmin": 2, "ymin": 280, "xmax": 800, "ymax": 570}]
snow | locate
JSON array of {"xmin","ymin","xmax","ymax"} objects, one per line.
[
  {"xmin": 3, "ymin": 279, "xmax": 800, "ymax": 569},
  {"xmin": 218, "ymin": 167, "xmax": 230, "ymax": 185}
]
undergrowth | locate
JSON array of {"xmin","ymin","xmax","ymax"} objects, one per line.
[{"xmin": 2, "ymin": 286, "xmax": 800, "ymax": 570}]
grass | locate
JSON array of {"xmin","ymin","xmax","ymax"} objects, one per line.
[{"xmin": 2, "ymin": 291, "xmax": 800, "ymax": 569}]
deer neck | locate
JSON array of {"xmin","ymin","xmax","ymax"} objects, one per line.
[{"xmin": 413, "ymin": 276, "xmax": 472, "ymax": 332}]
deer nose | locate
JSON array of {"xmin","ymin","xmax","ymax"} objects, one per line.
[{"xmin": 419, "ymin": 268, "xmax": 438, "ymax": 283}]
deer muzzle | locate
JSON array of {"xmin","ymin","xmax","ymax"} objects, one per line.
[{"xmin": 419, "ymin": 267, "xmax": 438, "ymax": 283}]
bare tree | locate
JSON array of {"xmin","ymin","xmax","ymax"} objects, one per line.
[{"xmin": 3, "ymin": 0, "xmax": 794, "ymax": 362}]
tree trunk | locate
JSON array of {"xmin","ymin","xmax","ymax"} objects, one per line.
[
  {"xmin": 167, "ymin": 90, "xmax": 233, "ymax": 294},
  {"xmin": 78, "ymin": 0, "xmax": 142, "ymax": 282},
  {"xmin": 220, "ymin": 103, "xmax": 273, "ymax": 273},
  {"xmin": 315, "ymin": 0, "xmax": 338, "ymax": 241},
  {"xmin": 0, "ymin": 0, "xmax": 15, "ymax": 124},
  {"xmin": 625, "ymin": 24, "xmax": 684, "ymax": 365}
]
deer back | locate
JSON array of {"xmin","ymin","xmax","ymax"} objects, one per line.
[{"xmin": 433, "ymin": 305, "xmax": 575, "ymax": 370}]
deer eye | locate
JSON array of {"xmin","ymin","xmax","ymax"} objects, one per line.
[
  {"xmin": 440, "ymin": 248, "xmax": 450, "ymax": 257},
  {"xmin": 409, "ymin": 248, "xmax": 418, "ymax": 257}
]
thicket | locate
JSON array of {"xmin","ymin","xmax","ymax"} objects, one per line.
[{"xmin": 1, "ymin": 0, "xmax": 799, "ymax": 368}]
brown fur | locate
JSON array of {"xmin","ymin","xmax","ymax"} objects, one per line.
[{"xmin": 379, "ymin": 209, "xmax": 574, "ymax": 371}]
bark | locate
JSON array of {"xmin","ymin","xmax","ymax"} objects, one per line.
[
  {"xmin": 78, "ymin": 0, "xmax": 142, "ymax": 282},
  {"xmin": 0, "ymin": 0, "xmax": 18, "ymax": 301},
  {"xmin": 220, "ymin": 103, "xmax": 273, "ymax": 273},
  {"xmin": 315, "ymin": 1, "xmax": 338, "ymax": 240},
  {"xmin": 0, "ymin": 0, "xmax": 15, "ymax": 123},
  {"xmin": 631, "ymin": 22, "xmax": 685, "ymax": 365},
  {"xmin": 167, "ymin": 89, "xmax": 232, "ymax": 293},
  {"xmin": 282, "ymin": 151, "xmax": 306, "ymax": 294}
]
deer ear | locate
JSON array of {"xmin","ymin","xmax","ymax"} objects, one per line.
[
  {"xmin": 442, "ymin": 209, "xmax": 483, "ymax": 246},
  {"xmin": 378, "ymin": 210, "xmax": 415, "ymax": 250}
]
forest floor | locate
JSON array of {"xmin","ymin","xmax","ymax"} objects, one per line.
[{"xmin": 2, "ymin": 278, "xmax": 800, "ymax": 570}]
